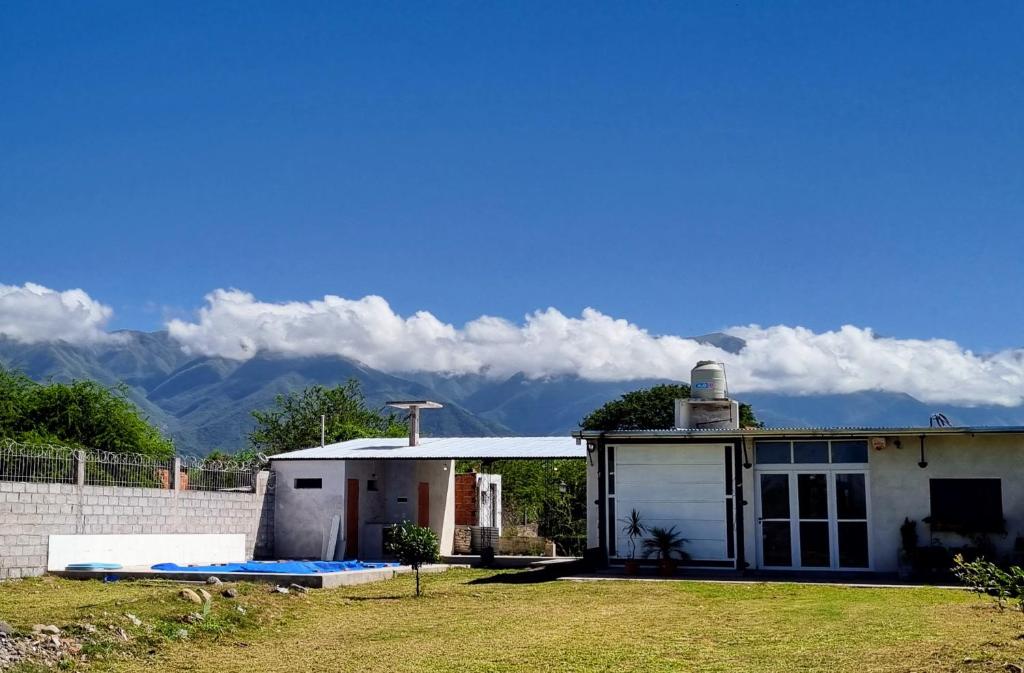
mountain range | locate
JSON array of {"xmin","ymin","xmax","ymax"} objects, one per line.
[{"xmin": 3, "ymin": 331, "xmax": 1024, "ymax": 454}]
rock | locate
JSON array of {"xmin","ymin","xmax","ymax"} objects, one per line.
[
  {"xmin": 196, "ymin": 587, "xmax": 213, "ymax": 602},
  {"xmin": 1005, "ymin": 664, "xmax": 1023, "ymax": 673},
  {"xmin": 32, "ymin": 625, "xmax": 60, "ymax": 635},
  {"xmin": 235, "ymin": 605, "xmax": 246, "ymax": 614},
  {"xmin": 79, "ymin": 623, "xmax": 97, "ymax": 634},
  {"xmin": 270, "ymin": 585, "xmax": 290, "ymax": 594},
  {"xmin": 221, "ymin": 588, "xmax": 238, "ymax": 599},
  {"xmin": 124, "ymin": 613, "xmax": 142, "ymax": 627},
  {"xmin": 0, "ymin": 621, "xmax": 14, "ymax": 635},
  {"xmin": 206, "ymin": 576, "xmax": 222, "ymax": 585},
  {"xmin": 288, "ymin": 583, "xmax": 309, "ymax": 594},
  {"xmin": 182, "ymin": 612, "xmax": 204, "ymax": 625},
  {"xmin": 179, "ymin": 588, "xmax": 202, "ymax": 604},
  {"xmin": 175, "ymin": 628, "xmax": 189, "ymax": 640}
]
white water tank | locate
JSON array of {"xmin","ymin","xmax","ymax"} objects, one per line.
[{"xmin": 691, "ymin": 361, "xmax": 728, "ymax": 400}]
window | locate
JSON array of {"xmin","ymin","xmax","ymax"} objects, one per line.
[
  {"xmin": 793, "ymin": 441, "xmax": 828, "ymax": 464},
  {"xmin": 831, "ymin": 440, "xmax": 868, "ymax": 463},
  {"xmin": 367, "ymin": 479, "xmax": 378, "ymax": 492},
  {"xmin": 756, "ymin": 441, "xmax": 792, "ymax": 464},
  {"xmin": 929, "ymin": 479, "xmax": 1004, "ymax": 533},
  {"xmin": 294, "ymin": 478, "xmax": 322, "ymax": 489},
  {"xmin": 755, "ymin": 439, "xmax": 869, "ymax": 465}
]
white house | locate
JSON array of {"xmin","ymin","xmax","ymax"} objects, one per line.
[
  {"xmin": 270, "ymin": 406, "xmax": 584, "ymax": 560},
  {"xmin": 574, "ymin": 362, "xmax": 1024, "ymax": 574}
]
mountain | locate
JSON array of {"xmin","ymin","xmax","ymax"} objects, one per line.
[{"xmin": 3, "ymin": 331, "xmax": 1024, "ymax": 454}]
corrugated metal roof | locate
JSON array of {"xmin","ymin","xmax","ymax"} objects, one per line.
[
  {"xmin": 270, "ymin": 436, "xmax": 586, "ymax": 461},
  {"xmin": 572, "ymin": 426, "xmax": 1024, "ymax": 439}
]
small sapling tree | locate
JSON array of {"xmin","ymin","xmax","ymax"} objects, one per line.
[{"xmin": 386, "ymin": 521, "xmax": 441, "ymax": 597}]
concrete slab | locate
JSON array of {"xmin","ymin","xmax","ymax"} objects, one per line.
[{"xmin": 54, "ymin": 563, "xmax": 461, "ymax": 589}]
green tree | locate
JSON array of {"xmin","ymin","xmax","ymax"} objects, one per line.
[
  {"xmin": 248, "ymin": 379, "xmax": 407, "ymax": 455},
  {"xmin": 0, "ymin": 367, "xmax": 174, "ymax": 456},
  {"xmin": 579, "ymin": 383, "xmax": 760, "ymax": 430},
  {"xmin": 385, "ymin": 521, "xmax": 441, "ymax": 596}
]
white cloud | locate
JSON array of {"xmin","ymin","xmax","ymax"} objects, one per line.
[
  {"xmin": 167, "ymin": 289, "xmax": 1024, "ymax": 407},
  {"xmin": 0, "ymin": 283, "xmax": 118, "ymax": 345}
]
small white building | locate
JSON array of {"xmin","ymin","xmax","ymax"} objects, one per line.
[
  {"xmin": 575, "ymin": 362, "xmax": 1024, "ymax": 574},
  {"xmin": 270, "ymin": 433, "xmax": 584, "ymax": 560}
]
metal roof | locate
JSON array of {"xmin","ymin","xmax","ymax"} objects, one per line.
[
  {"xmin": 270, "ymin": 436, "xmax": 586, "ymax": 461},
  {"xmin": 572, "ymin": 426, "xmax": 1024, "ymax": 440}
]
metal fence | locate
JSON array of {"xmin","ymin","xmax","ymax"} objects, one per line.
[
  {"xmin": 180, "ymin": 454, "xmax": 260, "ymax": 492},
  {"xmin": 0, "ymin": 439, "xmax": 262, "ymax": 492},
  {"xmin": 0, "ymin": 440, "xmax": 77, "ymax": 484}
]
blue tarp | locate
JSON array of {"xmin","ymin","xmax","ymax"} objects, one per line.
[{"xmin": 150, "ymin": 560, "xmax": 398, "ymax": 574}]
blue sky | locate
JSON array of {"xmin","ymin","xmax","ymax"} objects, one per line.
[{"xmin": 2, "ymin": 2, "xmax": 1023, "ymax": 351}]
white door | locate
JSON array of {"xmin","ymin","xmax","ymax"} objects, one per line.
[
  {"xmin": 613, "ymin": 444, "xmax": 730, "ymax": 561},
  {"xmin": 755, "ymin": 470, "xmax": 870, "ymax": 570}
]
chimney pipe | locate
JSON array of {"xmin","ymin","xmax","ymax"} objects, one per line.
[{"xmin": 386, "ymin": 400, "xmax": 443, "ymax": 447}]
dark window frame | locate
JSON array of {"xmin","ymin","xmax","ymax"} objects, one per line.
[{"xmin": 294, "ymin": 478, "xmax": 323, "ymax": 490}]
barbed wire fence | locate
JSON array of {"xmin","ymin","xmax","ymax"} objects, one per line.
[{"xmin": 0, "ymin": 438, "xmax": 267, "ymax": 492}]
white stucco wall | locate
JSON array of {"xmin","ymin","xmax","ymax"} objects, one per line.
[
  {"xmin": 869, "ymin": 434, "xmax": 1024, "ymax": 572},
  {"xmin": 740, "ymin": 434, "xmax": 1024, "ymax": 573},
  {"xmin": 272, "ymin": 460, "xmax": 346, "ymax": 559},
  {"xmin": 272, "ymin": 458, "xmax": 455, "ymax": 560}
]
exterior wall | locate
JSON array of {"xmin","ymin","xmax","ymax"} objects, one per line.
[
  {"xmin": 272, "ymin": 459, "xmax": 456, "ymax": 559},
  {"xmin": 454, "ymin": 473, "xmax": 478, "ymax": 526},
  {"xmin": 869, "ymin": 434, "xmax": 1024, "ymax": 572},
  {"xmin": 586, "ymin": 449, "xmax": 599, "ymax": 548},
  {"xmin": 739, "ymin": 435, "xmax": 1024, "ymax": 573},
  {"xmin": 0, "ymin": 472, "xmax": 274, "ymax": 580},
  {"xmin": 272, "ymin": 460, "xmax": 347, "ymax": 559}
]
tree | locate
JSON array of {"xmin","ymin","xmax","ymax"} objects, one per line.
[
  {"xmin": 455, "ymin": 457, "xmax": 588, "ymax": 556},
  {"xmin": 579, "ymin": 383, "xmax": 760, "ymax": 430},
  {"xmin": 0, "ymin": 367, "xmax": 173, "ymax": 456},
  {"xmin": 386, "ymin": 521, "xmax": 440, "ymax": 596},
  {"xmin": 248, "ymin": 379, "xmax": 407, "ymax": 455}
]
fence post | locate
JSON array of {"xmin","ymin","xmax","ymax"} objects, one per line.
[
  {"xmin": 76, "ymin": 450, "xmax": 85, "ymax": 486},
  {"xmin": 172, "ymin": 456, "xmax": 182, "ymax": 490}
]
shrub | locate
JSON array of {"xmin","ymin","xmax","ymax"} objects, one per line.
[
  {"xmin": 952, "ymin": 554, "xmax": 1024, "ymax": 611},
  {"xmin": 386, "ymin": 521, "xmax": 440, "ymax": 596}
]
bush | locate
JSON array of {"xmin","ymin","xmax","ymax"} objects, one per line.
[
  {"xmin": 952, "ymin": 554, "xmax": 1024, "ymax": 611},
  {"xmin": 385, "ymin": 521, "xmax": 440, "ymax": 596}
]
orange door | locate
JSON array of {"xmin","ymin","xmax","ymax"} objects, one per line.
[
  {"xmin": 417, "ymin": 481, "xmax": 430, "ymax": 527},
  {"xmin": 345, "ymin": 478, "xmax": 359, "ymax": 558}
]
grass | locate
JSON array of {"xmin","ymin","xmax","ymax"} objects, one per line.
[{"xmin": 3, "ymin": 570, "xmax": 1024, "ymax": 672}]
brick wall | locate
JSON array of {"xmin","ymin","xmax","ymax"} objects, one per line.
[
  {"xmin": 0, "ymin": 472, "xmax": 274, "ymax": 580},
  {"xmin": 454, "ymin": 473, "xmax": 477, "ymax": 526}
]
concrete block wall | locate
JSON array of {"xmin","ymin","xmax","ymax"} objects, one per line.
[{"xmin": 0, "ymin": 471, "xmax": 274, "ymax": 579}]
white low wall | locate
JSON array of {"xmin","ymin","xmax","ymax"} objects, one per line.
[{"xmin": 47, "ymin": 533, "xmax": 246, "ymax": 571}]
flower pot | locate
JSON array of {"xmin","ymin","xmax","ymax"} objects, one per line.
[
  {"xmin": 624, "ymin": 559, "xmax": 641, "ymax": 576},
  {"xmin": 657, "ymin": 559, "xmax": 678, "ymax": 577}
]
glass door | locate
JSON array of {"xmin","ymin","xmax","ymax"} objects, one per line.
[
  {"xmin": 757, "ymin": 470, "xmax": 870, "ymax": 570},
  {"xmin": 796, "ymin": 473, "xmax": 830, "ymax": 567},
  {"xmin": 758, "ymin": 473, "xmax": 792, "ymax": 567},
  {"xmin": 834, "ymin": 472, "xmax": 869, "ymax": 569}
]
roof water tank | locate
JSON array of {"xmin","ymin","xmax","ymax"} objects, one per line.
[{"xmin": 691, "ymin": 361, "xmax": 728, "ymax": 400}]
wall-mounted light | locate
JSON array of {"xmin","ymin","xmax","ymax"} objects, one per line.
[
  {"xmin": 918, "ymin": 435, "xmax": 928, "ymax": 469},
  {"xmin": 742, "ymin": 440, "xmax": 752, "ymax": 469}
]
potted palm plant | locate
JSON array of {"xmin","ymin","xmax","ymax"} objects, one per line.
[
  {"xmin": 620, "ymin": 509, "xmax": 646, "ymax": 576},
  {"xmin": 642, "ymin": 526, "xmax": 689, "ymax": 577}
]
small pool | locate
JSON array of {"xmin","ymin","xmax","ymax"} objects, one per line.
[{"xmin": 149, "ymin": 560, "xmax": 398, "ymax": 575}]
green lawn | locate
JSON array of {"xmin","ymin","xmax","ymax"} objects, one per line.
[{"xmin": 3, "ymin": 570, "xmax": 1023, "ymax": 672}]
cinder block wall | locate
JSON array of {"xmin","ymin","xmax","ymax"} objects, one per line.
[{"xmin": 0, "ymin": 472, "xmax": 274, "ymax": 579}]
